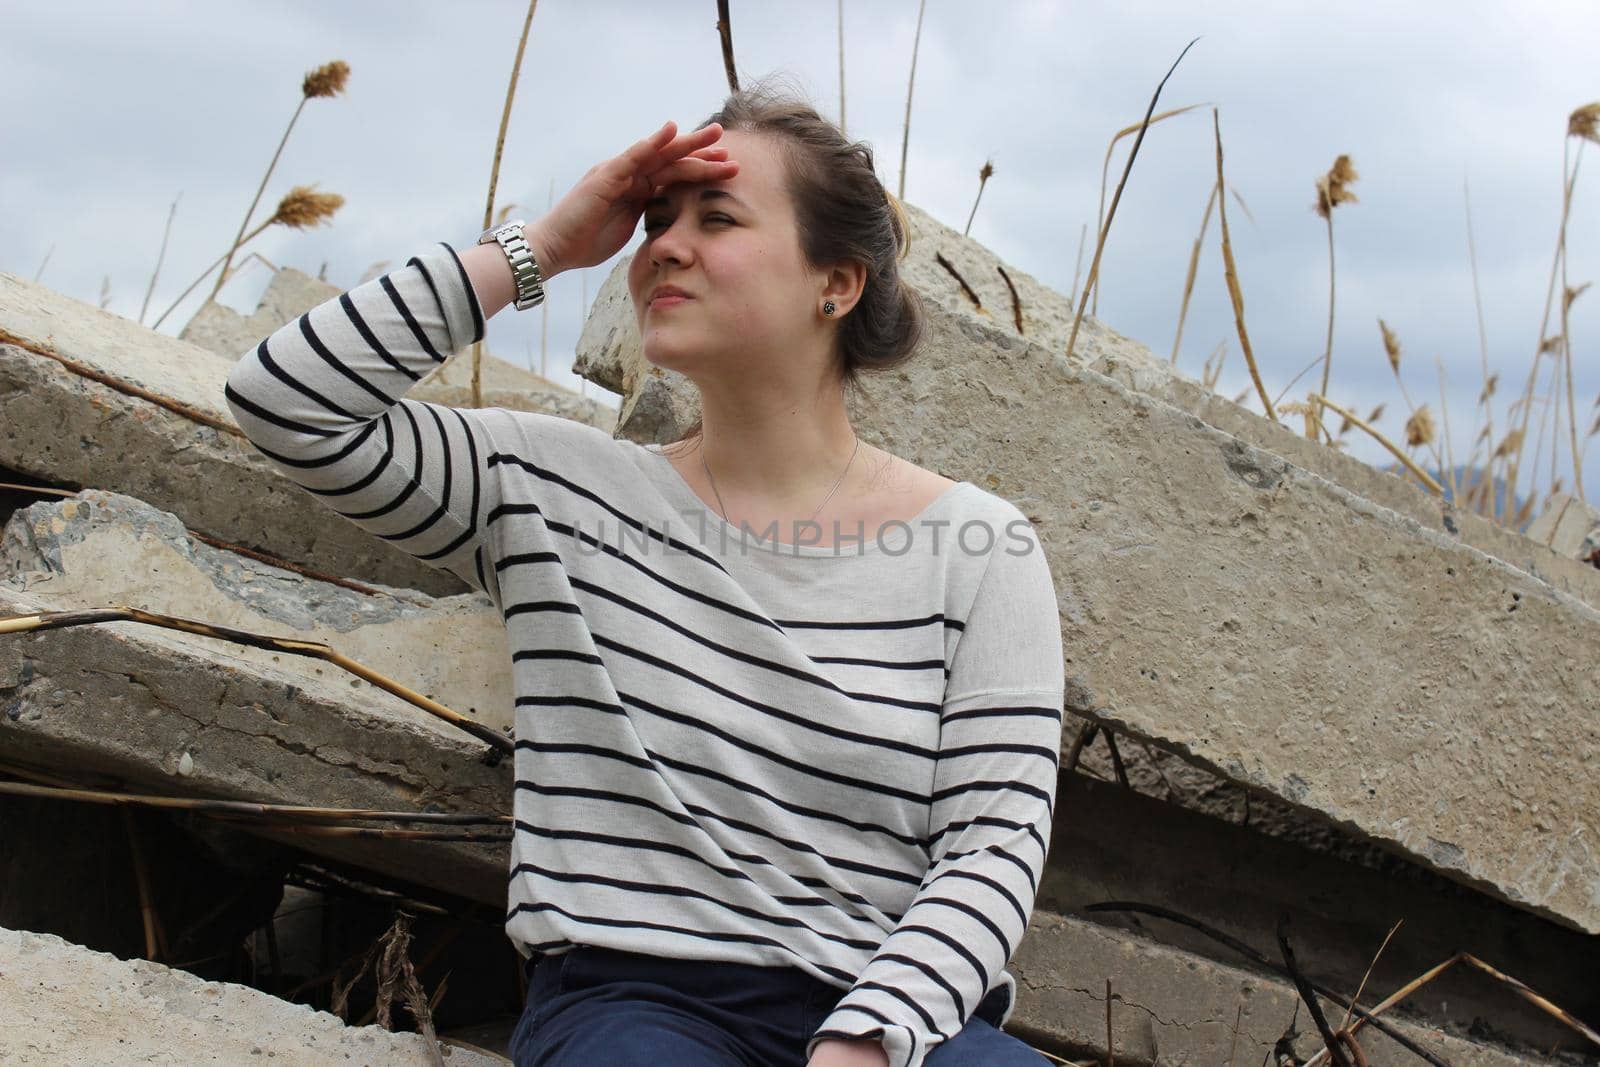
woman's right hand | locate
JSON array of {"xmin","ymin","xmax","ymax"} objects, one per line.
[{"xmin": 527, "ymin": 121, "xmax": 737, "ymax": 279}]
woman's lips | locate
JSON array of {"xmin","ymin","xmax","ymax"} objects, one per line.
[{"xmin": 649, "ymin": 295, "xmax": 692, "ymax": 309}]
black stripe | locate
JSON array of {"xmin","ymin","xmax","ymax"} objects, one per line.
[
  {"xmin": 510, "ymin": 859, "xmax": 881, "ymax": 951},
  {"xmin": 251, "ymin": 337, "xmax": 366, "ymax": 422},
  {"xmin": 245, "ymin": 417, "xmax": 379, "ymax": 469},
  {"xmin": 514, "ymin": 739, "xmax": 931, "ymax": 853},
  {"xmin": 511, "ymin": 777, "xmax": 918, "ymax": 894},
  {"xmin": 908, "ymin": 894, "xmax": 1012, "ymax": 960},
  {"xmin": 872, "ymin": 948, "xmax": 968, "ymax": 1020},
  {"xmin": 853, "ymin": 979, "xmax": 944, "ymax": 1038},
  {"xmin": 614, "ymin": 687, "xmax": 934, "ymax": 791},
  {"xmin": 297, "ymin": 310, "xmax": 397, "ymax": 407},
  {"xmin": 439, "ymin": 241, "xmax": 486, "ymax": 343},
  {"xmin": 501, "ymin": 900, "xmax": 858, "ymax": 985},
  {"xmin": 933, "ymin": 869, "xmax": 1027, "ymax": 927},
  {"xmin": 224, "ymin": 380, "xmax": 336, "ymax": 438},
  {"xmin": 381, "ymin": 271, "xmax": 446, "ymax": 362},
  {"xmin": 301, "ymin": 413, "xmax": 393, "ymax": 498},
  {"xmin": 338, "ymin": 291, "xmax": 420, "ymax": 381},
  {"xmin": 942, "ymin": 704, "xmax": 1061, "ymax": 725},
  {"xmin": 575, "ymin": 580, "xmax": 940, "ymax": 715}
]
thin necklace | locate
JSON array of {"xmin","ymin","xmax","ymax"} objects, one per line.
[{"xmin": 700, "ymin": 433, "xmax": 861, "ymax": 528}]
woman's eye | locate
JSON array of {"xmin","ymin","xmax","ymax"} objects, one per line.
[{"xmin": 641, "ymin": 214, "xmax": 733, "ymax": 234}]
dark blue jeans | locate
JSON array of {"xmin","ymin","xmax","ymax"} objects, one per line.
[{"xmin": 509, "ymin": 944, "xmax": 1048, "ymax": 1066}]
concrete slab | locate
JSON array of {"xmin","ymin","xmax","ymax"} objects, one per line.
[
  {"xmin": 0, "ymin": 925, "xmax": 503, "ymax": 1066},
  {"xmin": 0, "ymin": 577, "xmax": 509, "ymax": 905},
  {"xmin": 1009, "ymin": 911, "xmax": 1553, "ymax": 1067},
  {"xmin": 2, "ymin": 489, "xmax": 512, "ymax": 737}
]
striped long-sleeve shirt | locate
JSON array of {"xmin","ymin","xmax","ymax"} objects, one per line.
[{"xmin": 222, "ymin": 241, "xmax": 1066, "ymax": 1067}]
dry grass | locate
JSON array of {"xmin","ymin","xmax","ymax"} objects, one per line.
[
  {"xmin": 1210, "ymin": 108, "xmax": 1277, "ymax": 424},
  {"xmin": 470, "ymin": 0, "xmax": 540, "ymax": 410},
  {"xmin": 898, "ymin": 0, "xmax": 929, "ymax": 202},
  {"xmin": 1066, "ymin": 38, "xmax": 1201, "ymax": 362}
]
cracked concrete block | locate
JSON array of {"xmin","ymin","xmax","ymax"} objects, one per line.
[
  {"xmin": 2, "ymin": 489, "xmax": 512, "ymax": 738},
  {"xmin": 1525, "ymin": 492, "xmax": 1600, "ymax": 561},
  {"xmin": 179, "ymin": 265, "xmax": 344, "ymax": 359},
  {"xmin": 0, "ymin": 925, "xmax": 502, "ymax": 1065},
  {"xmin": 0, "ymin": 269, "xmax": 463, "ymax": 596},
  {"xmin": 1009, "ymin": 912, "xmax": 1551, "ymax": 1067},
  {"xmin": 0, "ymin": 579, "xmax": 509, "ymax": 905},
  {"xmin": 581, "ymin": 269, "xmax": 1600, "ymax": 934}
]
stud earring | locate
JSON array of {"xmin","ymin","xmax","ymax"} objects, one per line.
[{"xmin": 823, "ymin": 300, "xmax": 836, "ymax": 316}]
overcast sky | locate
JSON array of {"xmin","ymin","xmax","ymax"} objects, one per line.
[{"xmin": 5, "ymin": 0, "xmax": 1598, "ymax": 512}]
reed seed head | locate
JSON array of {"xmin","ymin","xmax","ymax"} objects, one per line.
[
  {"xmin": 1480, "ymin": 373, "xmax": 1499, "ymax": 402},
  {"xmin": 1539, "ymin": 334, "xmax": 1565, "ymax": 355},
  {"xmin": 272, "ymin": 184, "xmax": 345, "ymax": 229},
  {"xmin": 1314, "ymin": 155, "xmax": 1359, "ymax": 219},
  {"xmin": 1405, "ymin": 406, "xmax": 1435, "ymax": 448},
  {"xmin": 979, "ymin": 159, "xmax": 995, "ymax": 182},
  {"xmin": 1570, "ymin": 102, "xmax": 1600, "ymax": 145},
  {"xmin": 1491, "ymin": 427, "xmax": 1524, "ymax": 460},
  {"xmin": 1378, "ymin": 318, "xmax": 1402, "ymax": 373},
  {"xmin": 1367, "ymin": 402, "xmax": 1386, "ymax": 424},
  {"xmin": 303, "ymin": 60, "xmax": 351, "ymax": 99},
  {"xmin": 1565, "ymin": 281, "xmax": 1592, "ymax": 312}
]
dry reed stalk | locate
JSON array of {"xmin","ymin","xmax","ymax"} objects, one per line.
[
  {"xmin": 1225, "ymin": 1003, "xmax": 1243, "ymax": 1067},
  {"xmin": 837, "ymin": 0, "xmax": 846, "ymax": 134},
  {"xmin": 1170, "ymin": 180, "xmax": 1219, "ymax": 363},
  {"xmin": 122, "ymin": 807, "xmax": 165, "ymax": 961},
  {"xmin": 1090, "ymin": 103, "xmax": 1208, "ymax": 317},
  {"xmin": 1065, "ymin": 40, "xmax": 1200, "ymax": 362},
  {"xmin": 717, "ymin": 0, "xmax": 739, "ymax": 93},
  {"xmin": 1337, "ymin": 920, "xmax": 1403, "ymax": 1034},
  {"xmin": 1301, "ymin": 951, "xmax": 1600, "ymax": 1067},
  {"xmin": 1561, "ymin": 274, "xmax": 1587, "ymax": 504},
  {"xmin": 1310, "ymin": 155, "xmax": 1359, "ymax": 444},
  {"xmin": 1085, "ymin": 902, "xmax": 1445, "ymax": 1065},
  {"xmin": 138, "ymin": 192, "xmax": 182, "ymax": 326},
  {"xmin": 1068, "ymin": 222, "xmax": 1088, "ymax": 307},
  {"xmin": 0, "ymin": 606, "xmax": 513, "ymax": 757},
  {"xmin": 32, "ymin": 245, "xmax": 54, "ymax": 283},
  {"xmin": 472, "ymin": 0, "xmax": 539, "ymax": 411},
  {"xmin": 1436, "ymin": 360, "xmax": 1460, "ymax": 503},
  {"xmin": 1310, "ymin": 394, "xmax": 1443, "ymax": 495},
  {"xmin": 0, "ymin": 778, "xmax": 508, "ymax": 827},
  {"xmin": 1378, "ymin": 319, "xmax": 1445, "ymax": 477},
  {"xmin": 1209, "ymin": 108, "xmax": 1276, "ymax": 423},
  {"xmin": 1202, "ymin": 338, "xmax": 1228, "ymax": 391},
  {"xmin": 964, "ymin": 159, "xmax": 995, "ymax": 237},
  {"xmin": 373, "ymin": 912, "xmax": 447, "ymax": 1066},
  {"xmin": 1462, "ymin": 177, "xmax": 1496, "ymax": 513},
  {"xmin": 1105, "ymin": 977, "xmax": 1115, "ymax": 1067},
  {"xmin": 898, "ymin": 0, "xmax": 928, "ymax": 201},
  {"xmin": 207, "ymin": 61, "xmax": 348, "ymax": 309},
  {"xmin": 1504, "ymin": 107, "xmax": 1593, "ymax": 519},
  {"xmin": 153, "ymin": 186, "xmax": 342, "ymax": 329}
]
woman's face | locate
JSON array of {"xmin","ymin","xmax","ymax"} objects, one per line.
[{"xmin": 627, "ymin": 127, "xmax": 821, "ymax": 379}]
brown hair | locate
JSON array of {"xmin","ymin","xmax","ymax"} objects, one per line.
[{"xmin": 661, "ymin": 73, "xmax": 923, "ymax": 449}]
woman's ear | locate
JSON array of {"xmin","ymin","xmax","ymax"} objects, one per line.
[{"xmin": 821, "ymin": 259, "xmax": 868, "ymax": 316}]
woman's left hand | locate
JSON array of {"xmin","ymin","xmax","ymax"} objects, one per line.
[{"xmin": 807, "ymin": 1037, "xmax": 891, "ymax": 1067}]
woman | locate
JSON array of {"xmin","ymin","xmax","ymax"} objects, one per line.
[{"xmin": 224, "ymin": 80, "xmax": 1063, "ymax": 1067}]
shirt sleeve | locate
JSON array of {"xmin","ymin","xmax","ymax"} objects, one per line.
[
  {"xmin": 222, "ymin": 240, "xmax": 504, "ymax": 603},
  {"xmin": 806, "ymin": 509, "xmax": 1066, "ymax": 1067}
]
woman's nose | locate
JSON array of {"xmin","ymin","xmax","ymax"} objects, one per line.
[{"xmin": 648, "ymin": 217, "xmax": 695, "ymax": 268}]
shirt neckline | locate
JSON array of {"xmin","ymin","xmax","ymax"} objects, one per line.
[{"xmin": 640, "ymin": 442, "xmax": 972, "ymax": 558}]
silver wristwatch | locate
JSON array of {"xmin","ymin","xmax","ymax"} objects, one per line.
[{"xmin": 477, "ymin": 218, "xmax": 546, "ymax": 311}]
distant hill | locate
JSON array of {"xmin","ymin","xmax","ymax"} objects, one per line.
[{"xmin": 1380, "ymin": 463, "xmax": 1529, "ymax": 531}]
